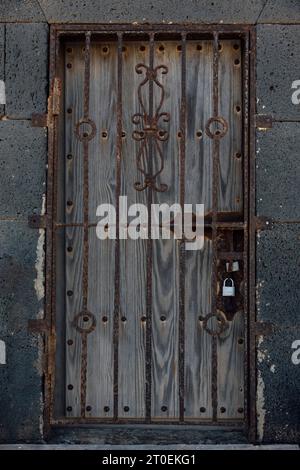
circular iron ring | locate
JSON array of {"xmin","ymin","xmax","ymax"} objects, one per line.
[
  {"xmin": 75, "ymin": 118, "xmax": 96, "ymax": 142},
  {"xmin": 73, "ymin": 310, "xmax": 96, "ymax": 334},
  {"xmin": 205, "ymin": 116, "xmax": 228, "ymax": 140},
  {"xmin": 201, "ymin": 311, "xmax": 228, "ymax": 337}
]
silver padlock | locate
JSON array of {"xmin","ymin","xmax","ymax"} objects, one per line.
[{"xmin": 222, "ymin": 278, "xmax": 235, "ymax": 297}]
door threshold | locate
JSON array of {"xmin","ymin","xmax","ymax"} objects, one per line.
[{"xmin": 48, "ymin": 425, "xmax": 248, "ymax": 445}]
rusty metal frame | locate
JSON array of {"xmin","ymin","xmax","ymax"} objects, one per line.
[{"xmin": 44, "ymin": 23, "xmax": 257, "ymax": 440}]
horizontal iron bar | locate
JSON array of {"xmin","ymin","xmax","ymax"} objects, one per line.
[
  {"xmin": 254, "ymin": 216, "xmax": 273, "ymax": 231},
  {"xmin": 28, "ymin": 214, "xmax": 47, "ymax": 229},
  {"xmin": 255, "ymin": 114, "xmax": 273, "ymax": 130},
  {"xmin": 253, "ymin": 322, "xmax": 275, "ymax": 336},
  {"xmin": 28, "ymin": 318, "xmax": 49, "ymax": 334},
  {"xmin": 50, "ymin": 418, "xmax": 245, "ymax": 427},
  {"xmin": 31, "ymin": 113, "xmax": 48, "ymax": 127},
  {"xmin": 53, "ymin": 24, "xmax": 252, "ymax": 34}
]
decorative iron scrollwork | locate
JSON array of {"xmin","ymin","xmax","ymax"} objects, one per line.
[{"xmin": 132, "ymin": 63, "xmax": 170, "ymax": 192}]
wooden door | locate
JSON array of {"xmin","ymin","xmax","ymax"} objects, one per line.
[{"xmin": 55, "ymin": 33, "xmax": 247, "ymax": 424}]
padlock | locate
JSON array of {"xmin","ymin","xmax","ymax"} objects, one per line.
[{"xmin": 222, "ymin": 278, "xmax": 235, "ymax": 297}]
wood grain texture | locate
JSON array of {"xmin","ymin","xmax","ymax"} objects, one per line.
[
  {"xmin": 88, "ymin": 43, "xmax": 117, "ymax": 222},
  {"xmin": 118, "ymin": 42, "xmax": 147, "ymax": 419},
  {"xmin": 65, "ymin": 44, "xmax": 84, "ymax": 224},
  {"xmin": 184, "ymin": 239, "xmax": 213, "ymax": 419},
  {"xmin": 218, "ymin": 40, "xmax": 243, "ymax": 213},
  {"xmin": 65, "ymin": 227, "xmax": 84, "ymax": 417},
  {"xmin": 186, "ymin": 41, "xmax": 213, "ymax": 214},
  {"xmin": 85, "ymin": 43, "xmax": 117, "ymax": 418},
  {"xmin": 184, "ymin": 41, "xmax": 214, "ymax": 420},
  {"xmin": 151, "ymin": 42, "xmax": 180, "ymax": 419},
  {"xmin": 217, "ymin": 310, "xmax": 244, "ymax": 419},
  {"xmin": 216, "ymin": 40, "xmax": 244, "ymax": 420},
  {"xmin": 64, "ymin": 44, "xmax": 86, "ymax": 417}
]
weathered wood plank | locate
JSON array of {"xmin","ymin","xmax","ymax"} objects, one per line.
[
  {"xmin": 217, "ymin": 310, "xmax": 244, "ymax": 419},
  {"xmin": 186, "ymin": 40, "xmax": 213, "ymax": 214},
  {"xmin": 64, "ymin": 44, "xmax": 85, "ymax": 417},
  {"xmin": 184, "ymin": 239, "xmax": 213, "ymax": 419},
  {"xmin": 184, "ymin": 41, "xmax": 214, "ymax": 420},
  {"xmin": 118, "ymin": 42, "xmax": 147, "ymax": 419},
  {"xmin": 216, "ymin": 40, "xmax": 244, "ymax": 420},
  {"xmin": 65, "ymin": 44, "xmax": 84, "ymax": 224},
  {"xmin": 85, "ymin": 43, "xmax": 116, "ymax": 418},
  {"xmin": 65, "ymin": 226, "xmax": 84, "ymax": 417},
  {"xmin": 151, "ymin": 41, "xmax": 180, "ymax": 419},
  {"xmin": 218, "ymin": 40, "xmax": 243, "ymax": 213},
  {"xmin": 88, "ymin": 42, "xmax": 117, "ymax": 222}
]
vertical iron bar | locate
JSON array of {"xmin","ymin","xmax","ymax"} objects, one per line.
[
  {"xmin": 80, "ymin": 31, "xmax": 91, "ymax": 418},
  {"xmin": 248, "ymin": 27, "xmax": 257, "ymax": 443},
  {"xmin": 113, "ymin": 33, "xmax": 123, "ymax": 421},
  {"xmin": 145, "ymin": 33, "xmax": 155, "ymax": 422},
  {"xmin": 243, "ymin": 32, "xmax": 250, "ymax": 434},
  {"xmin": 211, "ymin": 31, "xmax": 219, "ymax": 423},
  {"xmin": 51, "ymin": 31, "xmax": 61, "ymax": 422},
  {"xmin": 179, "ymin": 33, "xmax": 187, "ymax": 422},
  {"xmin": 46, "ymin": 25, "xmax": 58, "ymax": 434}
]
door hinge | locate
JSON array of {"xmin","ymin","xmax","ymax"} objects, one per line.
[
  {"xmin": 28, "ymin": 214, "xmax": 47, "ymax": 229},
  {"xmin": 255, "ymin": 114, "xmax": 273, "ymax": 130},
  {"xmin": 254, "ymin": 321, "xmax": 275, "ymax": 336},
  {"xmin": 31, "ymin": 77, "xmax": 62, "ymax": 127},
  {"xmin": 254, "ymin": 216, "xmax": 273, "ymax": 231},
  {"xmin": 28, "ymin": 318, "xmax": 49, "ymax": 334}
]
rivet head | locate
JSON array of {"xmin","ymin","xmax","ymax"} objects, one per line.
[{"xmin": 104, "ymin": 406, "xmax": 110, "ymax": 412}]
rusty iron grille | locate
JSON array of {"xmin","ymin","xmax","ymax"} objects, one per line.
[{"xmin": 45, "ymin": 24, "xmax": 256, "ymax": 436}]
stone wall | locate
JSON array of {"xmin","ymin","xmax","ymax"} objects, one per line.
[{"xmin": 0, "ymin": 0, "xmax": 299, "ymax": 443}]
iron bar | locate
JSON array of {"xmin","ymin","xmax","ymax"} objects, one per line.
[
  {"xmin": 145, "ymin": 32, "xmax": 155, "ymax": 422},
  {"xmin": 179, "ymin": 33, "xmax": 187, "ymax": 422},
  {"xmin": 243, "ymin": 32, "xmax": 250, "ymax": 437},
  {"xmin": 52, "ymin": 24, "xmax": 252, "ymax": 34},
  {"xmin": 211, "ymin": 32, "xmax": 220, "ymax": 423},
  {"xmin": 113, "ymin": 32, "xmax": 123, "ymax": 421},
  {"xmin": 80, "ymin": 31, "xmax": 91, "ymax": 418},
  {"xmin": 248, "ymin": 28, "xmax": 257, "ymax": 443},
  {"xmin": 45, "ymin": 25, "xmax": 58, "ymax": 437}
]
